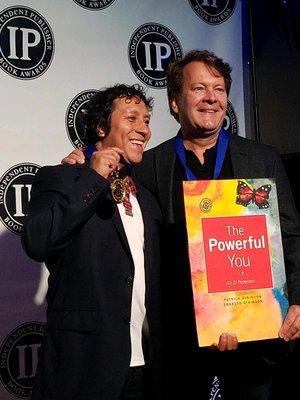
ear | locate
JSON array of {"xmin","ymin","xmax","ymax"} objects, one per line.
[
  {"xmin": 170, "ymin": 98, "xmax": 179, "ymax": 114},
  {"xmin": 96, "ymin": 125, "xmax": 107, "ymax": 138}
]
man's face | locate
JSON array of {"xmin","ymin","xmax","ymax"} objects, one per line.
[
  {"xmin": 101, "ymin": 96, "xmax": 151, "ymax": 165},
  {"xmin": 171, "ymin": 61, "xmax": 228, "ymax": 138}
]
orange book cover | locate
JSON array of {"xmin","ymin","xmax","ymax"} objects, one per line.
[{"xmin": 183, "ymin": 178, "xmax": 288, "ymax": 347}]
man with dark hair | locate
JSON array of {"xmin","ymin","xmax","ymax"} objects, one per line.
[
  {"xmin": 22, "ymin": 84, "xmax": 163, "ymax": 400},
  {"xmin": 62, "ymin": 50, "xmax": 300, "ymax": 399},
  {"xmin": 80, "ymin": 84, "xmax": 153, "ymax": 146}
]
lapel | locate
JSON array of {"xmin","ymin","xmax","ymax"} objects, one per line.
[
  {"xmin": 229, "ymin": 135, "xmax": 251, "ymax": 178},
  {"xmin": 111, "ymin": 207, "xmax": 133, "ymax": 261},
  {"xmin": 136, "ymin": 180, "xmax": 149, "ymax": 240},
  {"xmin": 78, "ymin": 162, "xmax": 133, "ymax": 260},
  {"xmin": 155, "ymin": 140, "xmax": 177, "ymax": 224},
  {"xmin": 135, "ymin": 180, "xmax": 153, "ymax": 286}
]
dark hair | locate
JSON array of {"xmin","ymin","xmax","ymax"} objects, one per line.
[
  {"xmin": 81, "ymin": 83, "xmax": 153, "ymax": 145},
  {"xmin": 167, "ymin": 50, "xmax": 232, "ymax": 121}
]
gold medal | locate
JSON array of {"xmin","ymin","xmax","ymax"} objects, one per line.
[{"xmin": 110, "ymin": 171, "xmax": 126, "ymax": 203}]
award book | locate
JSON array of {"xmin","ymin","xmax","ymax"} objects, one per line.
[{"xmin": 183, "ymin": 178, "xmax": 288, "ymax": 347}]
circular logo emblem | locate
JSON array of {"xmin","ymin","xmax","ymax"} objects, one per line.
[
  {"xmin": 188, "ymin": 0, "xmax": 236, "ymax": 25},
  {"xmin": 66, "ymin": 89, "xmax": 99, "ymax": 149},
  {"xmin": 0, "ymin": 163, "xmax": 41, "ymax": 235},
  {"xmin": 128, "ymin": 23, "xmax": 183, "ymax": 89},
  {"xmin": 72, "ymin": 0, "xmax": 116, "ymax": 10},
  {"xmin": 0, "ymin": 6, "xmax": 54, "ymax": 80},
  {"xmin": 0, "ymin": 321, "xmax": 46, "ymax": 399},
  {"xmin": 223, "ymin": 100, "xmax": 238, "ymax": 135},
  {"xmin": 199, "ymin": 198, "xmax": 213, "ymax": 212}
]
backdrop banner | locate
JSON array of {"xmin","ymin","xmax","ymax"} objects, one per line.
[{"xmin": 0, "ymin": 1, "xmax": 248, "ymax": 398}]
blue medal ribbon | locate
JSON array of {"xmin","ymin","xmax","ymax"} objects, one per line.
[
  {"xmin": 172, "ymin": 128, "xmax": 229, "ymax": 180},
  {"xmin": 84, "ymin": 145, "xmax": 97, "ymax": 160}
]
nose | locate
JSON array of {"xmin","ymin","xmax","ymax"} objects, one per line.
[
  {"xmin": 203, "ymin": 88, "xmax": 216, "ymax": 104},
  {"xmin": 135, "ymin": 120, "xmax": 150, "ymax": 137}
]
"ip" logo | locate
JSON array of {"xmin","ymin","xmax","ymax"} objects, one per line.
[{"xmin": 0, "ymin": 6, "xmax": 54, "ymax": 79}]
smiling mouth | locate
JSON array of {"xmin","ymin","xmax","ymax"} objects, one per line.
[
  {"xmin": 199, "ymin": 109, "xmax": 218, "ymax": 113},
  {"xmin": 130, "ymin": 139, "xmax": 144, "ymax": 148}
]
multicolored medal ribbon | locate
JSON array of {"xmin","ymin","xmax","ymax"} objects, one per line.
[
  {"xmin": 109, "ymin": 172, "xmax": 136, "ymax": 216},
  {"xmin": 84, "ymin": 146, "xmax": 137, "ymax": 216}
]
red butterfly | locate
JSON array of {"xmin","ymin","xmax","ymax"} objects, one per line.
[{"xmin": 236, "ymin": 180, "xmax": 272, "ymax": 209}]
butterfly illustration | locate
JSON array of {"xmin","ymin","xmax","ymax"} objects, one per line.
[{"xmin": 236, "ymin": 180, "xmax": 272, "ymax": 209}]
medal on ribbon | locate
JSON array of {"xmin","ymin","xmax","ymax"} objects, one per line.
[{"xmin": 110, "ymin": 170, "xmax": 126, "ymax": 203}]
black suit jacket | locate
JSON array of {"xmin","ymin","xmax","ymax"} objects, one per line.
[
  {"xmin": 22, "ymin": 163, "xmax": 163, "ymax": 400},
  {"xmin": 135, "ymin": 134, "xmax": 300, "ymax": 387}
]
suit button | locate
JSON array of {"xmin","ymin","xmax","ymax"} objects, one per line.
[
  {"xmin": 126, "ymin": 276, "xmax": 133, "ymax": 285},
  {"xmin": 124, "ymin": 316, "xmax": 130, "ymax": 324},
  {"xmin": 83, "ymin": 193, "xmax": 92, "ymax": 203}
]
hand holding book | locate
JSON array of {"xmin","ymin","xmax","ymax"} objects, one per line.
[
  {"xmin": 210, "ymin": 332, "xmax": 238, "ymax": 351},
  {"xmin": 279, "ymin": 304, "xmax": 300, "ymax": 341}
]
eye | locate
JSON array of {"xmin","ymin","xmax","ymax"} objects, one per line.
[
  {"xmin": 127, "ymin": 115, "xmax": 136, "ymax": 122},
  {"xmin": 144, "ymin": 119, "xmax": 150, "ymax": 125},
  {"xmin": 193, "ymin": 86, "xmax": 204, "ymax": 92},
  {"xmin": 215, "ymin": 87, "xmax": 225, "ymax": 93}
]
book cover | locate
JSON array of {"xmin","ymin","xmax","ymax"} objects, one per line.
[{"xmin": 183, "ymin": 178, "xmax": 288, "ymax": 347}]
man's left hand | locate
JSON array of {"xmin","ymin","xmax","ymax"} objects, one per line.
[
  {"xmin": 279, "ymin": 304, "xmax": 300, "ymax": 341},
  {"xmin": 210, "ymin": 332, "xmax": 238, "ymax": 351}
]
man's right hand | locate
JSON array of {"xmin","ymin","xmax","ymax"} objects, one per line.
[
  {"xmin": 61, "ymin": 149, "xmax": 85, "ymax": 165},
  {"xmin": 90, "ymin": 147, "xmax": 124, "ymax": 179},
  {"xmin": 61, "ymin": 147, "xmax": 125, "ymax": 179}
]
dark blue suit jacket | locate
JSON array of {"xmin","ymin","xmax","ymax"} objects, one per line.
[
  {"xmin": 134, "ymin": 133, "xmax": 300, "ymax": 396},
  {"xmin": 22, "ymin": 163, "xmax": 163, "ymax": 400}
]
